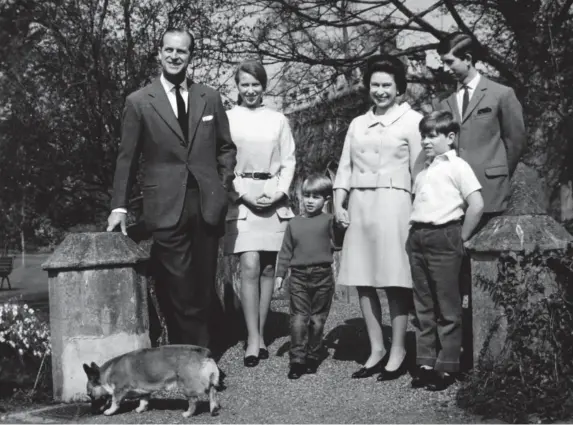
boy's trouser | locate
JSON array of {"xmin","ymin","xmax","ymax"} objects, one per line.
[
  {"xmin": 407, "ymin": 220, "xmax": 464, "ymax": 373},
  {"xmin": 289, "ymin": 264, "xmax": 334, "ymax": 364}
]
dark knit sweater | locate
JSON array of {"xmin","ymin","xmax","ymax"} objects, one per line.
[{"xmin": 276, "ymin": 212, "xmax": 343, "ymax": 278}]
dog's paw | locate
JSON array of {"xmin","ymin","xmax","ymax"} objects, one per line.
[
  {"xmin": 210, "ymin": 404, "xmax": 221, "ymax": 417},
  {"xmin": 135, "ymin": 399, "xmax": 149, "ymax": 413},
  {"xmin": 103, "ymin": 408, "xmax": 115, "ymax": 416},
  {"xmin": 182, "ymin": 411, "xmax": 193, "ymax": 418}
]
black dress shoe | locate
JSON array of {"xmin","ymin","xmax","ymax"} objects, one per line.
[
  {"xmin": 426, "ymin": 372, "xmax": 456, "ymax": 391},
  {"xmin": 377, "ymin": 355, "xmax": 408, "ymax": 381},
  {"xmin": 351, "ymin": 357, "xmax": 386, "ymax": 379},
  {"xmin": 244, "ymin": 355, "xmax": 259, "ymax": 367},
  {"xmin": 306, "ymin": 359, "xmax": 319, "ymax": 374},
  {"xmin": 288, "ymin": 364, "xmax": 306, "ymax": 380},
  {"xmin": 410, "ymin": 367, "xmax": 436, "ymax": 388},
  {"xmin": 258, "ymin": 348, "xmax": 269, "ymax": 360}
]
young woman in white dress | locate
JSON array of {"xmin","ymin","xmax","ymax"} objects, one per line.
[
  {"xmin": 334, "ymin": 55, "xmax": 424, "ymax": 381},
  {"xmin": 224, "ymin": 60, "xmax": 296, "ymax": 367}
]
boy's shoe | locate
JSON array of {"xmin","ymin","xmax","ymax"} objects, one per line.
[
  {"xmin": 426, "ymin": 372, "xmax": 456, "ymax": 391},
  {"xmin": 306, "ymin": 359, "xmax": 319, "ymax": 374},
  {"xmin": 410, "ymin": 367, "xmax": 436, "ymax": 388},
  {"xmin": 288, "ymin": 364, "xmax": 306, "ymax": 380}
]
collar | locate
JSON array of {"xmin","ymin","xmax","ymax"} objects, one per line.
[
  {"xmin": 160, "ymin": 73, "xmax": 188, "ymax": 93},
  {"xmin": 366, "ymin": 102, "xmax": 412, "ymax": 127},
  {"xmin": 425, "ymin": 149, "xmax": 457, "ymax": 166},
  {"xmin": 457, "ymin": 72, "xmax": 480, "ymax": 92}
]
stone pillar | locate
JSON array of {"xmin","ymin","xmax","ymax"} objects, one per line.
[
  {"xmin": 466, "ymin": 164, "xmax": 572, "ymax": 365},
  {"xmin": 42, "ymin": 232, "xmax": 151, "ymax": 402}
]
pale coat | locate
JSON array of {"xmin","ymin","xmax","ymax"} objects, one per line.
[
  {"xmin": 334, "ymin": 103, "xmax": 424, "ymax": 288},
  {"xmin": 334, "ymin": 103, "xmax": 425, "ymax": 192}
]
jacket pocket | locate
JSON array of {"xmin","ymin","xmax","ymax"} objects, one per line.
[{"xmin": 485, "ymin": 165, "xmax": 508, "ymax": 177}]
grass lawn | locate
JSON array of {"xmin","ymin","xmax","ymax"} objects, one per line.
[{"xmin": 0, "ymin": 253, "xmax": 52, "ymax": 312}]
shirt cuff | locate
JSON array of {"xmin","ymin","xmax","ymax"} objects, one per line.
[{"xmin": 112, "ymin": 208, "xmax": 128, "ymax": 214}]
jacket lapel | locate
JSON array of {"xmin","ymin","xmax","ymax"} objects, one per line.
[
  {"xmin": 148, "ymin": 78, "xmax": 185, "ymax": 143},
  {"xmin": 187, "ymin": 81, "xmax": 207, "ymax": 153},
  {"xmin": 446, "ymin": 93, "xmax": 462, "ymax": 124},
  {"xmin": 462, "ymin": 77, "xmax": 488, "ymax": 123}
]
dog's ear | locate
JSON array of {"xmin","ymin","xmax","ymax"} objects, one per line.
[{"xmin": 83, "ymin": 362, "xmax": 100, "ymax": 379}]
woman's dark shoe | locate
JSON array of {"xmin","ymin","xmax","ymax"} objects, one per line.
[
  {"xmin": 258, "ymin": 348, "xmax": 269, "ymax": 360},
  {"xmin": 288, "ymin": 364, "xmax": 306, "ymax": 380},
  {"xmin": 351, "ymin": 357, "xmax": 386, "ymax": 379},
  {"xmin": 377, "ymin": 354, "xmax": 408, "ymax": 381},
  {"xmin": 244, "ymin": 355, "xmax": 259, "ymax": 367}
]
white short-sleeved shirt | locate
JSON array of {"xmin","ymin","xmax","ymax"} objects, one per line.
[{"xmin": 410, "ymin": 150, "xmax": 482, "ymax": 225}]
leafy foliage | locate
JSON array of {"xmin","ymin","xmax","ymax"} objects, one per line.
[
  {"xmin": 0, "ymin": 302, "xmax": 51, "ymax": 399},
  {"xmin": 457, "ymin": 248, "xmax": 573, "ymax": 423}
]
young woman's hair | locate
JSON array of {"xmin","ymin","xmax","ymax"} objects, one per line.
[
  {"xmin": 362, "ymin": 55, "xmax": 407, "ymax": 95},
  {"xmin": 419, "ymin": 110, "xmax": 460, "ymax": 138},
  {"xmin": 302, "ymin": 173, "xmax": 333, "ymax": 198},
  {"xmin": 437, "ymin": 32, "xmax": 480, "ymax": 64}
]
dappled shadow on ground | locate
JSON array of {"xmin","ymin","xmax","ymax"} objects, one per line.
[
  {"xmin": 322, "ymin": 319, "xmax": 417, "ymax": 368},
  {"xmin": 211, "ymin": 302, "xmax": 290, "ymax": 361}
]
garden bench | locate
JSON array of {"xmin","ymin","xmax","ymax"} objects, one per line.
[{"xmin": 0, "ymin": 256, "xmax": 14, "ymax": 290}]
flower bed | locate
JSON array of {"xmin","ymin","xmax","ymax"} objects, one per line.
[{"xmin": 0, "ymin": 301, "xmax": 52, "ymax": 401}]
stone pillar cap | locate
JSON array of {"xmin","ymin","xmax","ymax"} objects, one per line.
[
  {"xmin": 466, "ymin": 163, "xmax": 573, "ymax": 254},
  {"xmin": 42, "ymin": 232, "xmax": 150, "ymax": 271}
]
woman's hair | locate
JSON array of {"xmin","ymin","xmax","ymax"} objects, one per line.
[
  {"xmin": 437, "ymin": 32, "xmax": 479, "ymax": 64},
  {"xmin": 234, "ymin": 59, "xmax": 267, "ymax": 105},
  {"xmin": 419, "ymin": 110, "xmax": 460, "ymax": 139},
  {"xmin": 362, "ymin": 55, "xmax": 407, "ymax": 95},
  {"xmin": 302, "ymin": 173, "xmax": 333, "ymax": 198}
]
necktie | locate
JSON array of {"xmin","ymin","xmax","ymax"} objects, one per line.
[
  {"xmin": 462, "ymin": 85, "xmax": 470, "ymax": 116},
  {"xmin": 174, "ymin": 84, "xmax": 188, "ymax": 143}
]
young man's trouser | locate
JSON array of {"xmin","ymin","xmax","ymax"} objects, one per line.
[
  {"xmin": 289, "ymin": 264, "xmax": 334, "ymax": 364},
  {"xmin": 407, "ymin": 220, "xmax": 464, "ymax": 373}
]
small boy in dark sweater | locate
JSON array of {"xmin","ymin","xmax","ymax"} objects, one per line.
[{"xmin": 275, "ymin": 173, "xmax": 343, "ymax": 380}]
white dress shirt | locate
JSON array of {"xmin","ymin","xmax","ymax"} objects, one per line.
[
  {"xmin": 410, "ymin": 150, "xmax": 482, "ymax": 225},
  {"xmin": 112, "ymin": 74, "xmax": 188, "ymax": 215},
  {"xmin": 456, "ymin": 73, "xmax": 480, "ymax": 117},
  {"xmin": 160, "ymin": 73, "xmax": 188, "ymax": 116}
]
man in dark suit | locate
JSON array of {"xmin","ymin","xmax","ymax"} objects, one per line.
[
  {"xmin": 434, "ymin": 32, "xmax": 526, "ymax": 370},
  {"xmin": 106, "ymin": 28, "xmax": 237, "ymax": 349},
  {"xmin": 435, "ymin": 32, "xmax": 526, "ymax": 218}
]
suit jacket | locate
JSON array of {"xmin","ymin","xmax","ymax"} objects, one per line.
[
  {"xmin": 434, "ymin": 76, "xmax": 526, "ymax": 213},
  {"xmin": 111, "ymin": 78, "xmax": 237, "ymax": 231}
]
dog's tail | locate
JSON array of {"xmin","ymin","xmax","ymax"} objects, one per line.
[{"xmin": 201, "ymin": 358, "xmax": 220, "ymax": 416}]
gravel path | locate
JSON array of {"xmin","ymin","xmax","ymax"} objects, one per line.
[{"xmin": 61, "ymin": 295, "xmax": 491, "ymax": 424}]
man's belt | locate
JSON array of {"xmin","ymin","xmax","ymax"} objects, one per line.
[{"xmin": 239, "ymin": 172, "xmax": 273, "ymax": 180}]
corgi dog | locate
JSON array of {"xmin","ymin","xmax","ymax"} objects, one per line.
[{"xmin": 82, "ymin": 345, "xmax": 220, "ymax": 417}]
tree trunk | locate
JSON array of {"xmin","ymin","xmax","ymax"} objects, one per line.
[
  {"xmin": 560, "ymin": 181, "xmax": 573, "ymax": 222},
  {"xmin": 20, "ymin": 196, "xmax": 26, "ymax": 268}
]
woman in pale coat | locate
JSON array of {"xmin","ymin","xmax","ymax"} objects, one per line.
[
  {"xmin": 225, "ymin": 60, "xmax": 296, "ymax": 367},
  {"xmin": 334, "ymin": 55, "xmax": 424, "ymax": 381}
]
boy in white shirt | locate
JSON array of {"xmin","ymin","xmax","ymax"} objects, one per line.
[{"xmin": 408, "ymin": 111, "xmax": 484, "ymax": 391}]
